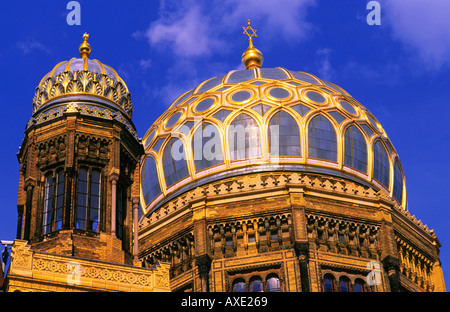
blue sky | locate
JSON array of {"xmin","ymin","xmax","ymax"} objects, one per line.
[{"xmin": 1, "ymin": 0, "xmax": 449, "ymax": 284}]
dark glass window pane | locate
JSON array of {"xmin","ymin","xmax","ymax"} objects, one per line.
[
  {"xmin": 373, "ymin": 141, "xmax": 390, "ymax": 188},
  {"xmin": 229, "ymin": 114, "xmax": 261, "ymax": 160},
  {"xmin": 197, "ymin": 76, "xmax": 224, "ymax": 94},
  {"xmin": 260, "ymin": 68, "xmax": 288, "ymax": 80},
  {"xmin": 250, "ymin": 279, "xmax": 263, "ymax": 292},
  {"xmin": 195, "ymin": 98, "xmax": 215, "ymax": 112},
  {"xmin": 393, "ymin": 159, "xmax": 403, "ymax": 204},
  {"xmin": 308, "ymin": 115, "xmax": 337, "ymax": 161},
  {"xmin": 43, "ymin": 174, "xmax": 53, "ymax": 234},
  {"xmin": 269, "ymin": 87, "xmax": 290, "ymax": 99},
  {"xmin": 233, "ymin": 282, "xmax": 246, "ymax": 292},
  {"xmin": 142, "ymin": 156, "xmax": 162, "ymax": 206},
  {"xmin": 344, "ymin": 125, "xmax": 368, "ymax": 173},
  {"xmin": 306, "ymin": 91, "xmax": 326, "ymax": 103},
  {"xmin": 166, "ymin": 112, "xmax": 181, "ymax": 128},
  {"xmin": 339, "ymin": 279, "xmax": 349, "ymax": 292},
  {"xmin": 228, "ymin": 69, "xmax": 255, "ymax": 83},
  {"xmin": 193, "ymin": 123, "xmax": 223, "ymax": 171},
  {"xmin": 290, "ymin": 71, "xmax": 319, "ymax": 84},
  {"xmin": 269, "ymin": 111, "xmax": 301, "ymax": 157},
  {"xmin": 355, "ymin": 281, "xmax": 365, "ymax": 292},
  {"xmin": 324, "ymin": 278, "xmax": 334, "ymax": 292},
  {"xmin": 162, "ymin": 138, "xmax": 190, "ymax": 187},
  {"xmin": 91, "ymin": 170, "xmax": 100, "ymax": 183},
  {"xmin": 231, "ymin": 90, "xmax": 252, "ymax": 102},
  {"xmin": 76, "ymin": 169, "xmax": 88, "ymax": 230}
]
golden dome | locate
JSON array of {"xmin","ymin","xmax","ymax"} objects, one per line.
[
  {"xmin": 140, "ymin": 66, "xmax": 407, "ymax": 216},
  {"xmin": 32, "ymin": 34, "xmax": 133, "ymax": 119}
]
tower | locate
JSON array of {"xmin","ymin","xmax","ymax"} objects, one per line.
[
  {"xmin": 15, "ymin": 34, "xmax": 143, "ymax": 265},
  {"xmin": 137, "ymin": 21, "xmax": 446, "ymax": 292}
]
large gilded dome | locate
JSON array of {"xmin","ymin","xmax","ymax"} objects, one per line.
[{"xmin": 140, "ymin": 27, "xmax": 406, "ymax": 216}]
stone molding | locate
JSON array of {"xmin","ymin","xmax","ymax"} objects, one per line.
[{"xmin": 6, "ymin": 240, "xmax": 170, "ymax": 292}]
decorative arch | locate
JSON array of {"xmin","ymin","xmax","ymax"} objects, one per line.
[
  {"xmin": 161, "ymin": 137, "xmax": 190, "ymax": 188},
  {"xmin": 191, "ymin": 122, "xmax": 224, "ymax": 172},
  {"xmin": 344, "ymin": 124, "xmax": 368, "ymax": 173},
  {"xmin": 373, "ymin": 139, "xmax": 390, "ymax": 188},
  {"xmin": 307, "ymin": 114, "xmax": 338, "ymax": 162},
  {"xmin": 228, "ymin": 113, "xmax": 261, "ymax": 161},
  {"xmin": 268, "ymin": 109, "xmax": 301, "ymax": 157}
]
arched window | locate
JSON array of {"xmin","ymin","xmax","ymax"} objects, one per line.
[
  {"xmin": 162, "ymin": 138, "xmax": 190, "ymax": 187},
  {"xmin": 393, "ymin": 158, "xmax": 403, "ymax": 204},
  {"xmin": 141, "ymin": 156, "xmax": 162, "ymax": 206},
  {"xmin": 249, "ymin": 276, "xmax": 263, "ymax": 292},
  {"xmin": 354, "ymin": 279, "xmax": 365, "ymax": 292},
  {"xmin": 43, "ymin": 170, "xmax": 65, "ymax": 234},
  {"xmin": 269, "ymin": 111, "xmax": 301, "ymax": 157},
  {"xmin": 308, "ymin": 115, "xmax": 337, "ymax": 162},
  {"xmin": 373, "ymin": 140, "xmax": 390, "ymax": 188},
  {"xmin": 192, "ymin": 122, "xmax": 223, "ymax": 171},
  {"xmin": 266, "ymin": 274, "xmax": 281, "ymax": 292},
  {"xmin": 339, "ymin": 277, "xmax": 350, "ymax": 292},
  {"xmin": 232, "ymin": 278, "xmax": 247, "ymax": 292},
  {"xmin": 323, "ymin": 274, "xmax": 335, "ymax": 292},
  {"xmin": 116, "ymin": 183, "xmax": 127, "ymax": 240},
  {"xmin": 76, "ymin": 168, "xmax": 101, "ymax": 231},
  {"xmin": 228, "ymin": 114, "xmax": 261, "ymax": 160},
  {"xmin": 344, "ymin": 125, "xmax": 368, "ymax": 173},
  {"xmin": 43, "ymin": 173, "xmax": 53, "ymax": 234}
]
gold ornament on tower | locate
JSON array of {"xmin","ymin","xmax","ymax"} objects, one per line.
[{"xmin": 241, "ymin": 20, "xmax": 264, "ymax": 69}]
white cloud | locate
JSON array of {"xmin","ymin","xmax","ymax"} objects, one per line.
[
  {"xmin": 144, "ymin": 4, "xmax": 225, "ymax": 58},
  {"xmin": 141, "ymin": 0, "xmax": 317, "ymax": 59},
  {"xmin": 382, "ymin": 0, "xmax": 450, "ymax": 69},
  {"xmin": 16, "ymin": 38, "xmax": 46, "ymax": 55},
  {"xmin": 135, "ymin": 0, "xmax": 317, "ymax": 107},
  {"xmin": 315, "ymin": 48, "xmax": 334, "ymax": 81}
]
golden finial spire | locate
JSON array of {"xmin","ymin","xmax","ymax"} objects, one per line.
[
  {"xmin": 241, "ymin": 20, "xmax": 263, "ymax": 69},
  {"xmin": 79, "ymin": 33, "xmax": 92, "ymax": 59}
]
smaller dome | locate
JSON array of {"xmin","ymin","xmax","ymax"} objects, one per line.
[
  {"xmin": 28, "ymin": 34, "xmax": 137, "ymax": 139},
  {"xmin": 32, "ymin": 34, "xmax": 132, "ymax": 119}
]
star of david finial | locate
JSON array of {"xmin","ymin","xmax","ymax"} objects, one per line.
[
  {"xmin": 242, "ymin": 19, "xmax": 258, "ymax": 46},
  {"xmin": 240, "ymin": 20, "xmax": 263, "ymax": 69}
]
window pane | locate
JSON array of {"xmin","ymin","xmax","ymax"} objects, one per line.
[
  {"xmin": 344, "ymin": 125, "xmax": 368, "ymax": 173},
  {"xmin": 355, "ymin": 281, "xmax": 365, "ymax": 292},
  {"xmin": 162, "ymin": 138, "xmax": 190, "ymax": 187},
  {"xmin": 141, "ymin": 156, "xmax": 162, "ymax": 206},
  {"xmin": 250, "ymin": 279, "xmax": 263, "ymax": 292},
  {"xmin": 308, "ymin": 115, "xmax": 337, "ymax": 161},
  {"xmin": 393, "ymin": 159, "xmax": 403, "ymax": 204},
  {"xmin": 193, "ymin": 123, "xmax": 223, "ymax": 171},
  {"xmin": 233, "ymin": 282, "xmax": 246, "ymax": 292},
  {"xmin": 91, "ymin": 170, "xmax": 100, "ymax": 184},
  {"xmin": 339, "ymin": 279, "xmax": 349, "ymax": 292},
  {"xmin": 324, "ymin": 277, "xmax": 334, "ymax": 292},
  {"xmin": 76, "ymin": 169, "xmax": 88, "ymax": 230},
  {"xmin": 43, "ymin": 174, "xmax": 53, "ymax": 234},
  {"xmin": 267, "ymin": 277, "xmax": 281, "ymax": 292},
  {"xmin": 269, "ymin": 111, "xmax": 301, "ymax": 157},
  {"xmin": 229, "ymin": 114, "xmax": 261, "ymax": 160},
  {"xmin": 373, "ymin": 141, "xmax": 389, "ymax": 188}
]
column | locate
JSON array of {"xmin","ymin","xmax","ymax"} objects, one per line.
[
  {"xmin": 132, "ymin": 197, "xmax": 140, "ymax": 264},
  {"xmin": 109, "ymin": 173, "xmax": 119, "ymax": 237}
]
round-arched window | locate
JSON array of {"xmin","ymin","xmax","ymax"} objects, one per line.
[
  {"xmin": 266, "ymin": 274, "xmax": 281, "ymax": 292},
  {"xmin": 249, "ymin": 276, "xmax": 263, "ymax": 292},
  {"xmin": 232, "ymin": 278, "xmax": 246, "ymax": 292}
]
